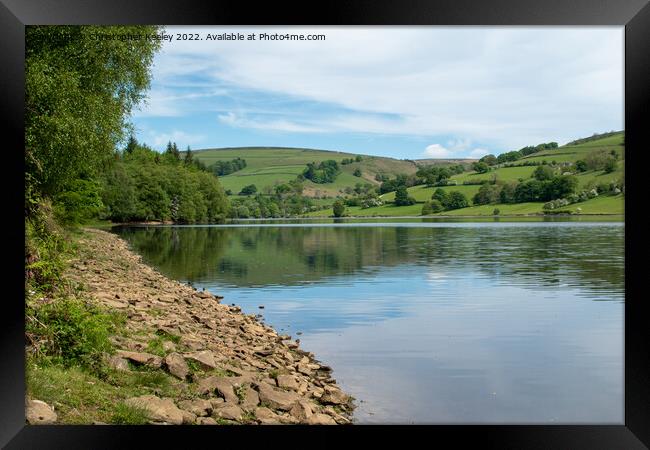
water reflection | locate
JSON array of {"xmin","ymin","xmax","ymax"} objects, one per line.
[{"xmin": 114, "ymin": 222, "xmax": 624, "ymax": 424}]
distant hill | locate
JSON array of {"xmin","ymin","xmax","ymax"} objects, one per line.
[
  {"xmin": 413, "ymin": 158, "xmax": 478, "ymax": 166},
  {"xmin": 191, "ymin": 146, "xmax": 418, "ymax": 197},
  {"xmin": 306, "ymin": 131, "xmax": 625, "ymax": 217}
]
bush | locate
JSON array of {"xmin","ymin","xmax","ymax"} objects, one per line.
[
  {"xmin": 430, "ymin": 199, "xmax": 443, "ymax": 213},
  {"xmin": 26, "ymin": 297, "xmax": 125, "ymax": 372},
  {"xmin": 394, "ymin": 185, "xmax": 416, "ymax": 206},
  {"xmin": 239, "ymin": 184, "xmax": 258, "ymax": 196},
  {"xmin": 445, "ymin": 191, "xmax": 469, "ymax": 210},
  {"xmin": 333, "ymin": 200, "xmax": 345, "ymax": 217},
  {"xmin": 493, "ymin": 208, "xmax": 500, "ymax": 216},
  {"xmin": 353, "ymin": 168, "xmax": 362, "ymax": 177},
  {"xmin": 421, "ymin": 202, "xmax": 433, "ymax": 215}
]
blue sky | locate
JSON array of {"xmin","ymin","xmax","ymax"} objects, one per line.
[{"xmin": 131, "ymin": 26, "xmax": 623, "ymax": 160}]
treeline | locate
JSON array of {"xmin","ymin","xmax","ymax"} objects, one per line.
[
  {"xmin": 567, "ymin": 131, "xmax": 622, "ymax": 146},
  {"xmin": 209, "ymin": 157, "xmax": 247, "ymax": 176},
  {"xmin": 229, "ymin": 179, "xmax": 320, "ymax": 218},
  {"xmin": 379, "ymin": 163, "xmax": 467, "ymax": 195},
  {"xmin": 303, "ymin": 160, "xmax": 340, "ymax": 183},
  {"xmin": 476, "ymin": 141, "xmax": 559, "ymax": 168},
  {"xmin": 100, "ymin": 139, "xmax": 229, "ymax": 223}
]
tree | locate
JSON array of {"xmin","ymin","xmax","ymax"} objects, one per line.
[
  {"xmin": 394, "ymin": 185, "xmax": 416, "ymax": 206},
  {"xmin": 473, "ymin": 183, "xmax": 500, "ymax": 205},
  {"xmin": 25, "ymin": 25, "xmax": 163, "ymax": 198},
  {"xmin": 353, "ymin": 168, "xmax": 362, "ymax": 177},
  {"xmin": 445, "ymin": 191, "xmax": 469, "ymax": 210},
  {"xmin": 421, "ymin": 201, "xmax": 433, "ymax": 215},
  {"xmin": 575, "ymin": 160, "xmax": 587, "ymax": 172},
  {"xmin": 429, "ymin": 199, "xmax": 443, "ymax": 213},
  {"xmin": 533, "ymin": 165, "xmax": 555, "ymax": 181},
  {"xmin": 239, "ymin": 184, "xmax": 258, "ymax": 196},
  {"xmin": 333, "ymin": 200, "xmax": 345, "ymax": 217},
  {"xmin": 432, "ymin": 188, "xmax": 449, "ymax": 204},
  {"xmin": 184, "ymin": 146, "xmax": 194, "ymax": 165},
  {"xmin": 479, "ymin": 154, "xmax": 497, "ymax": 166},
  {"xmin": 493, "ymin": 208, "xmax": 501, "ymax": 216},
  {"xmin": 604, "ymin": 158, "xmax": 617, "ymax": 173},
  {"xmin": 355, "ymin": 155, "xmax": 363, "ymax": 162},
  {"xmin": 125, "ymin": 135, "xmax": 138, "ymax": 155},
  {"xmin": 472, "ymin": 161, "xmax": 490, "ymax": 174}
]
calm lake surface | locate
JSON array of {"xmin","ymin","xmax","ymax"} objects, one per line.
[{"xmin": 114, "ymin": 219, "xmax": 624, "ymax": 424}]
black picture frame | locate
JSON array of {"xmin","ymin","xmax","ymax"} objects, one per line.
[{"xmin": 3, "ymin": 0, "xmax": 649, "ymax": 448}]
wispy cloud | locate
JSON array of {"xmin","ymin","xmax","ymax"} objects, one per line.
[{"xmin": 134, "ymin": 26, "xmax": 623, "ymax": 156}]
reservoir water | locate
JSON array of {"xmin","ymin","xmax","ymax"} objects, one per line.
[{"xmin": 114, "ymin": 219, "xmax": 624, "ymax": 424}]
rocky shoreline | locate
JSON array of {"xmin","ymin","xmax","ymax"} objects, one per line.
[{"xmin": 27, "ymin": 228, "xmax": 354, "ymax": 425}]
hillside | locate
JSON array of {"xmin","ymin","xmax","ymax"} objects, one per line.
[
  {"xmin": 307, "ymin": 132, "xmax": 625, "ymax": 217},
  {"xmin": 190, "ymin": 147, "xmax": 418, "ymax": 197}
]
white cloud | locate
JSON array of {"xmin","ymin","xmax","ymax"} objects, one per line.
[
  {"xmin": 469, "ymin": 148, "xmax": 490, "ymax": 158},
  {"xmin": 148, "ymin": 130, "xmax": 206, "ymax": 149},
  {"xmin": 139, "ymin": 26, "xmax": 623, "ymax": 152},
  {"xmin": 424, "ymin": 144, "xmax": 452, "ymax": 158}
]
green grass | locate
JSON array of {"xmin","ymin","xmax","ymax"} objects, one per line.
[
  {"xmin": 192, "ymin": 146, "xmax": 418, "ymax": 197},
  {"xmin": 380, "ymin": 184, "xmax": 482, "ymax": 203}
]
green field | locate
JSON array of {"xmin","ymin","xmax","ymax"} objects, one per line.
[
  {"xmin": 307, "ymin": 194, "xmax": 624, "ymax": 218},
  {"xmin": 306, "ymin": 132, "xmax": 625, "ymax": 217},
  {"xmin": 191, "ymin": 146, "xmax": 418, "ymax": 197}
]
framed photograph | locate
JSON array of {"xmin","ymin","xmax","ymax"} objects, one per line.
[{"xmin": 5, "ymin": 0, "xmax": 649, "ymax": 447}]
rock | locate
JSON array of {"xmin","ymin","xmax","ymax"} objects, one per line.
[
  {"xmin": 213, "ymin": 404, "xmax": 243, "ymax": 421},
  {"xmin": 185, "ymin": 350, "xmax": 218, "ymax": 370},
  {"xmin": 289, "ymin": 400, "xmax": 313, "ymax": 421},
  {"xmin": 162, "ymin": 341, "xmax": 176, "ymax": 352},
  {"xmin": 116, "ymin": 350, "xmax": 162, "ymax": 368},
  {"xmin": 320, "ymin": 387, "xmax": 350, "ymax": 406},
  {"xmin": 125, "ymin": 395, "xmax": 184, "ymax": 425},
  {"xmin": 256, "ymin": 382, "xmax": 301, "ymax": 411},
  {"xmin": 177, "ymin": 399, "xmax": 212, "ymax": 417},
  {"xmin": 297, "ymin": 363, "xmax": 313, "ymax": 376},
  {"xmin": 163, "ymin": 353, "xmax": 189, "ymax": 380},
  {"xmin": 276, "ymin": 374, "xmax": 299, "ymax": 391},
  {"xmin": 196, "ymin": 376, "xmax": 238, "ymax": 403},
  {"xmin": 26, "ymin": 399, "xmax": 57, "ymax": 424},
  {"xmin": 196, "ymin": 417, "xmax": 218, "ymax": 425},
  {"xmin": 239, "ymin": 385, "xmax": 260, "ymax": 410},
  {"xmin": 181, "ymin": 410, "xmax": 197, "ymax": 425},
  {"xmin": 255, "ymin": 407, "xmax": 282, "ymax": 425},
  {"xmin": 209, "ymin": 398, "xmax": 225, "ymax": 409},
  {"xmin": 107, "ymin": 355, "xmax": 129, "ymax": 371},
  {"xmin": 306, "ymin": 413, "xmax": 337, "ymax": 425}
]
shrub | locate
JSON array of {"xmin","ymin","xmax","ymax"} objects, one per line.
[
  {"xmin": 333, "ymin": 200, "xmax": 345, "ymax": 217},
  {"xmin": 421, "ymin": 201, "xmax": 433, "ymax": 215},
  {"xmin": 26, "ymin": 298, "xmax": 125, "ymax": 373},
  {"xmin": 445, "ymin": 191, "xmax": 469, "ymax": 210}
]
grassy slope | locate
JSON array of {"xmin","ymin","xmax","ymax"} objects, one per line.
[
  {"xmin": 307, "ymin": 133, "xmax": 625, "ymax": 217},
  {"xmin": 191, "ymin": 147, "xmax": 418, "ymax": 197}
]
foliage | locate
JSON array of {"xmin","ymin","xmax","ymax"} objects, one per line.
[
  {"xmin": 353, "ymin": 168, "xmax": 362, "ymax": 177},
  {"xmin": 303, "ymin": 160, "xmax": 340, "ymax": 183},
  {"xmin": 210, "ymin": 157, "xmax": 247, "ymax": 176},
  {"xmin": 100, "ymin": 143, "xmax": 229, "ymax": 223},
  {"xmin": 394, "ymin": 185, "xmax": 416, "ymax": 206},
  {"xmin": 26, "ymin": 297, "xmax": 124, "ymax": 372},
  {"xmin": 479, "ymin": 154, "xmax": 497, "ymax": 166},
  {"xmin": 421, "ymin": 201, "xmax": 433, "ymax": 215},
  {"xmin": 25, "ymin": 25, "xmax": 163, "ymax": 198},
  {"xmin": 239, "ymin": 184, "xmax": 258, "ymax": 196},
  {"xmin": 444, "ymin": 191, "xmax": 470, "ymax": 210},
  {"xmin": 532, "ymin": 165, "xmax": 555, "ymax": 181},
  {"xmin": 473, "ymin": 183, "xmax": 501, "ymax": 205},
  {"xmin": 472, "ymin": 162, "xmax": 490, "ymax": 174},
  {"xmin": 333, "ymin": 200, "xmax": 345, "ymax": 217},
  {"xmin": 416, "ymin": 166, "xmax": 452, "ymax": 186}
]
